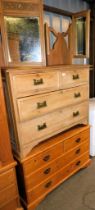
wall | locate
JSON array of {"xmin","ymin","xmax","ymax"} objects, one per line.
[{"xmin": 44, "ymin": 0, "xmax": 89, "ymax": 13}]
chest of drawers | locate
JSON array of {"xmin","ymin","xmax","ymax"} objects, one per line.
[
  {"xmin": 15, "ymin": 125, "xmax": 90, "ymax": 210},
  {"xmin": 4, "ymin": 65, "xmax": 89, "ymax": 158}
]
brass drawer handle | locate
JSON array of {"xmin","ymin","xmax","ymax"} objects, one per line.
[
  {"xmin": 38, "ymin": 123, "xmax": 47, "ymax": 131},
  {"xmin": 37, "ymin": 101, "xmax": 47, "ymax": 109},
  {"xmin": 44, "ymin": 168, "xmax": 51, "ymax": 175},
  {"xmin": 73, "ymin": 111, "xmax": 80, "ymax": 117},
  {"xmin": 74, "ymin": 93, "xmax": 81, "ymax": 98},
  {"xmin": 43, "ymin": 155, "xmax": 50, "ymax": 162},
  {"xmin": 73, "ymin": 74, "xmax": 80, "ymax": 80},
  {"xmin": 45, "ymin": 181, "xmax": 52, "ymax": 188},
  {"xmin": 76, "ymin": 160, "xmax": 81, "ymax": 166},
  {"xmin": 33, "ymin": 78, "xmax": 44, "ymax": 86},
  {"xmin": 76, "ymin": 149, "xmax": 81, "ymax": 154},
  {"xmin": 76, "ymin": 138, "xmax": 81, "ymax": 143}
]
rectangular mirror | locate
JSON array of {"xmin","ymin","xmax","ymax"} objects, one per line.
[
  {"xmin": 76, "ymin": 17, "xmax": 86, "ymax": 55},
  {"xmin": 4, "ymin": 16, "xmax": 42, "ymax": 63}
]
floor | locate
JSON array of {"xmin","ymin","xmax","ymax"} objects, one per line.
[{"xmin": 36, "ymin": 157, "xmax": 95, "ymax": 210}]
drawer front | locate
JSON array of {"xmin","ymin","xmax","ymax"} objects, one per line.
[
  {"xmin": 20, "ymin": 102, "xmax": 88, "ymax": 146},
  {"xmin": 11, "ymin": 71, "xmax": 59, "ymax": 97},
  {"xmin": 64, "ymin": 128, "xmax": 89, "ymax": 152},
  {"xmin": 25, "ymin": 161, "xmax": 58, "ymax": 189},
  {"xmin": 0, "ymin": 169, "xmax": 15, "ymax": 191},
  {"xmin": 0, "ymin": 184, "xmax": 17, "ymax": 207},
  {"xmin": 60, "ymin": 69, "xmax": 89, "ymax": 89},
  {"xmin": 58, "ymin": 152, "xmax": 89, "ymax": 182},
  {"xmin": 27, "ymin": 152, "xmax": 89, "ymax": 203},
  {"xmin": 0, "ymin": 198, "xmax": 19, "ymax": 210},
  {"xmin": 23, "ymin": 142, "xmax": 64, "ymax": 175},
  {"xmin": 17, "ymin": 85, "xmax": 89, "ymax": 122}
]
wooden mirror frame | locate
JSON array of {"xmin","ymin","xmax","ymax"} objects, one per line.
[
  {"xmin": 0, "ymin": 0, "xmax": 46, "ymax": 67},
  {"xmin": 72, "ymin": 10, "xmax": 90, "ymax": 59}
]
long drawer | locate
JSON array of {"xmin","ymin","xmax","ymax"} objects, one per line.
[
  {"xmin": 20, "ymin": 101, "xmax": 88, "ymax": 146},
  {"xmin": 17, "ymin": 85, "xmax": 89, "ymax": 122},
  {"xmin": 25, "ymin": 141, "xmax": 89, "ymax": 189},
  {"xmin": 27, "ymin": 152, "xmax": 89, "ymax": 203},
  {"xmin": 60, "ymin": 69, "xmax": 89, "ymax": 89},
  {"xmin": 0, "ymin": 184, "xmax": 17, "ymax": 207},
  {"xmin": 0, "ymin": 168, "xmax": 15, "ymax": 191},
  {"xmin": 9, "ymin": 71, "xmax": 60, "ymax": 97}
]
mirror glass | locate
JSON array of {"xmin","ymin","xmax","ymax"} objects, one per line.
[
  {"xmin": 76, "ymin": 17, "xmax": 86, "ymax": 55},
  {"xmin": 4, "ymin": 16, "xmax": 42, "ymax": 63}
]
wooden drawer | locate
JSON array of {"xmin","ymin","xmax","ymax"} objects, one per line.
[
  {"xmin": 9, "ymin": 71, "xmax": 59, "ymax": 97},
  {"xmin": 60, "ymin": 69, "xmax": 89, "ymax": 89},
  {"xmin": 58, "ymin": 152, "xmax": 89, "ymax": 182},
  {"xmin": 0, "ymin": 168, "xmax": 15, "ymax": 191},
  {"xmin": 23, "ymin": 142, "xmax": 64, "ymax": 175},
  {"xmin": 20, "ymin": 101, "xmax": 88, "ymax": 147},
  {"xmin": 25, "ymin": 160, "xmax": 58, "ymax": 189},
  {"xmin": 64, "ymin": 128, "xmax": 89, "ymax": 152},
  {"xmin": 27, "ymin": 152, "xmax": 89, "ymax": 203},
  {"xmin": 0, "ymin": 184, "xmax": 18, "ymax": 207},
  {"xmin": 17, "ymin": 85, "xmax": 89, "ymax": 122},
  {"xmin": 0, "ymin": 198, "xmax": 20, "ymax": 210}
]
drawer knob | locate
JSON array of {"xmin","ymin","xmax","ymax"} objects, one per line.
[
  {"xmin": 37, "ymin": 101, "xmax": 47, "ymax": 109},
  {"xmin": 76, "ymin": 160, "xmax": 81, "ymax": 166},
  {"xmin": 43, "ymin": 155, "xmax": 50, "ymax": 162},
  {"xmin": 74, "ymin": 93, "xmax": 81, "ymax": 98},
  {"xmin": 76, "ymin": 138, "xmax": 81, "ymax": 143},
  {"xmin": 44, "ymin": 168, "xmax": 51, "ymax": 175},
  {"xmin": 33, "ymin": 78, "xmax": 44, "ymax": 86},
  {"xmin": 73, "ymin": 111, "xmax": 80, "ymax": 117},
  {"xmin": 73, "ymin": 74, "xmax": 79, "ymax": 80},
  {"xmin": 38, "ymin": 123, "xmax": 47, "ymax": 131},
  {"xmin": 76, "ymin": 149, "xmax": 81, "ymax": 154},
  {"xmin": 45, "ymin": 181, "xmax": 52, "ymax": 188}
]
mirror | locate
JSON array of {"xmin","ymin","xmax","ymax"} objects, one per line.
[
  {"xmin": 76, "ymin": 17, "xmax": 86, "ymax": 55},
  {"xmin": 4, "ymin": 16, "xmax": 42, "ymax": 63}
]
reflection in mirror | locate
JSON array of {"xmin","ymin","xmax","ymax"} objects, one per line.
[
  {"xmin": 4, "ymin": 16, "xmax": 42, "ymax": 63},
  {"xmin": 50, "ymin": 31, "xmax": 57, "ymax": 49},
  {"xmin": 76, "ymin": 17, "xmax": 86, "ymax": 55}
]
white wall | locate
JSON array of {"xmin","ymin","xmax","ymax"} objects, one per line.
[{"xmin": 44, "ymin": 0, "xmax": 89, "ymax": 13}]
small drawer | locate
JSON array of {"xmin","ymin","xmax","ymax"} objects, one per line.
[
  {"xmin": 60, "ymin": 69, "xmax": 89, "ymax": 89},
  {"xmin": 0, "ymin": 184, "xmax": 17, "ymax": 207},
  {"xmin": 10, "ymin": 71, "xmax": 59, "ymax": 97},
  {"xmin": 23, "ymin": 143, "xmax": 64, "ymax": 175},
  {"xmin": 27, "ymin": 174, "xmax": 58, "ymax": 203},
  {"xmin": 0, "ymin": 168, "xmax": 15, "ymax": 191},
  {"xmin": 64, "ymin": 128, "xmax": 89, "ymax": 152},
  {"xmin": 17, "ymin": 85, "xmax": 89, "ymax": 122},
  {"xmin": 25, "ymin": 161, "xmax": 58, "ymax": 189}
]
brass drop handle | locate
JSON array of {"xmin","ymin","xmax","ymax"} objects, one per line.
[
  {"xmin": 73, "ymin": 74, "xmax": 80, "ymax": 80},
  {"xmin": 44, "ymin": 168, "xmax": 51, "ymax": 175},
  {"xmin": 76, "ymin": 149, "xmax": 81, "ymax": 154},
  {"xmin": 45, "ymin": 181, "xmax": 52, "ymax": 188},
  {"xmin": 76, "ymin": 138, "xmax": 81, "ymax": 143},
  {"xmin": 43, "ymin": 155, "xmax": 50, "ymax": 162},
  {"xmin": 37, "ymin": 123, "xmax": 47, "ymax": 131},
  {"xmin": 74, "ymin": 93, "xmax": 81, "ymax": 98},
  {"xmin": 76, "ymin": 161, "xmax": 81, "ymax": 166},
  {"xmin": 73, "ymin": 111, "xmax": 80, "ymax": 117},
  {"xmin": 37, "ymin": 101, "xmax": 47, "ymax": 109},
  {"xmin": 33, "ymin": 78, "xmax": 44, "ymax": 86}
]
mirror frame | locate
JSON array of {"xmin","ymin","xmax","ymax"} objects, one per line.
[
  {"xmin": 0, "ymin": 0, "xmax": 46, "ymax": 67},
  {"xmin": 72, "ymin": 10, "xmax": 90, "ymax": 59}
]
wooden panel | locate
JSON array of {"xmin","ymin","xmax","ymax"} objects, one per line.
[
  {"xmin": 60, "ymin": 69, "xmax": 89, "ymax": 89},
  {"xmin": 10, "ymin": 71, "xmax": 59, "ymax": 97},
  {"xmin": 0, "ymin": 168, "xmax": 15, "ymax": 191},
  {"xmin": 23, "ymin": 143, "xmax": 64, "ymax": 175},
  {"xmin": 64, "ymin": 128, "xmax": 89, "ymax": 152},
  {"xmin": 0, "ymin": 198, "xmax": 20, "ymax": 210},
  {"xmin": 0, "ymin": 184, "xmax": 18, "ymax": 207},
  {"xmin": 17, "ymin": 85, "xmax": 89, "ymax": 122},
  {"xmin": 20, "ymin": 101, "xmax": 88, "ymax": 146},
  {"xmin": 27, "ymin": 152, "xmax": 89, "ymax": 203}
]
